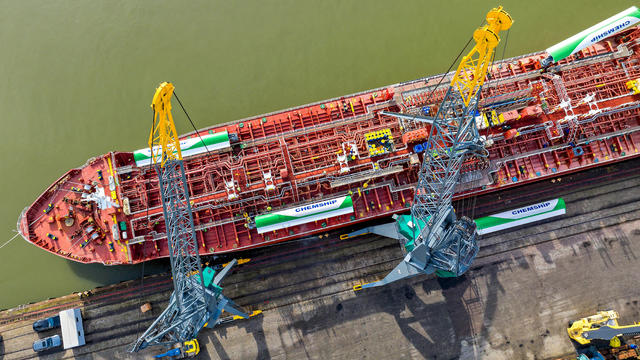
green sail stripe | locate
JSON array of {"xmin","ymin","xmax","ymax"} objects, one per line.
[
  {"xmin": 474, "ymin": 198, "xmax": 565, "ymax": 229},
  {"xmin": 548, "ymin": 38, "xmax": 584, "ymax": 64},
  {"xmin": 183, "ymin": 131, "xmax": 229, "ymax": 151},
  {"xmin": 255, "ymin": 196, "xmax": 353, "ymax": 229},
  {"xmin": 395, "ymin": 200, "xmax": 565, "ymax": 252},
  {"xmin": 547, "ymin": 7, "xmax": 640, "ymax": 62},
  {"xmin": 134, "ymin": 151, "xmax": 150, "ymax": 162},
  {"xmin": 133, "ymin": 131, "xmax": 230, "ymax": 162}
]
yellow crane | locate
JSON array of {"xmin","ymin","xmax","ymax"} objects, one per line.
[
  {"xmin": 149, "ymin": 82, "xmax": 182, "ymax": 167},
  {"xmin": 355, "ymin": 6, "xmax": 512, "ymax": 290},
  {"xmin": 452, "ymin": 6, "xmax": 512, "ymax": 106},
  {"xmin": 132, "ymin": 82, "xmax": 251, "ymax": 352},
  {"xmin": 568, "ymin": 310, "xmax": 640, "ymax": 359},
  {"xmin": 569, "ymin": 310, "xmax": 640, "ymax": 346}
]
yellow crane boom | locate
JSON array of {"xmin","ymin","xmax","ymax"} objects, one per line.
[
  {"xmin": 568, "ymin": 310, "xmax": 640, "ymax": 346},
  {"xmin": 452, "ymin": 6, "xmax": 512, "ymax": 106},
  {"xmin": 149, "ymin": 82, "xmax": 182, "ymax": 168}
]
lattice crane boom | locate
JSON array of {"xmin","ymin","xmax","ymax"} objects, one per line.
[
  {"xmin": 131, "ymin": 83, "xmax": 248, "ymax": 352},
  {"xmin": 358, "ymin": 7, "xmax": 512, "ymax": 289},
  {"xmin": 149, "ymin": 82, "xmax": 207, "ymax": 322}
]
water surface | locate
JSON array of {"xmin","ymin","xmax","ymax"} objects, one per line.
[{"xmin": 0, "ymin": 0, "xmax": 631, "ymax": 309}]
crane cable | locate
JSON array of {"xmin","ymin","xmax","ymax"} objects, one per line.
[
  {"xmin": 501, "ymin": 29, "xmax": 510, "ymax": 66},
  {"xmin": 145, "ymin": 111, "xmax": 155, "ymax": 226},
  {"xmin": 422, "ymin": 34, "xmax": 475, "ymax": 108},
  {"xmin": 144, "ymin": 88, "xmax": 213, "ymax": 225},
  {"xmin": 467, "ymin": 27, "xmax": 511, "ymax": 223},
  {"xmin": 460, "ymin": 47, "xmax": 498, "ymax": 221},
  {"xmin": 418, "ymin": 18, "xmax": 488, "ymax": 114},
  {"xmin": 173, "ymin": 90, "xmax": 212, "ymax": 157},
  {"xmin": 138, "ymin": 87, "xmax": 209, "ymax": 339},
  {"xmin": 410, "ymin": 18, "xmax": 486, "ymax": 247}
]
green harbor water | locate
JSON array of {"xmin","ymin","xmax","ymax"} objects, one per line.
[{"xmin": 0, "ymin": 0, "xmax": 633, "ymax": 310}]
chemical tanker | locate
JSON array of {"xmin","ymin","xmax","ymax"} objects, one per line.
[{"xmin": 18, "ymin": 7, "xmax": 640, "ymax": 265}]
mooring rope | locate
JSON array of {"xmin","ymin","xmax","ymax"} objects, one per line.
[{"xmin": 0, "ymin": 231, "xmax": 21, "ymax": 250}]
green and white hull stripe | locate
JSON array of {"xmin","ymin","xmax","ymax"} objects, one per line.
[
  {"xmin": 255, "ymin": 196, "xmax": 354, "ymax": 234},
  {"xmin": 394, "ymin": 198, "xmax": 565, "ymax": 243},
  {"xmin": 475, "ymin": 198, "xmax": 566, "ymax": 235},
  {"xmin": 546, "ymin": 6, "xmax": 640, "ymax": 62},
  {"xmin": 133, "ymin": 131, "xmax": 231, "ymax": 167}
]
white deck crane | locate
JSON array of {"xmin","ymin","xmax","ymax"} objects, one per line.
[
  {"xmin": 131, "ymin": 83, "xmax": 252, "ymax": 352},
  {"xmin": 355, "ymin": 7, "xmax": 513, "ymax": 290}
]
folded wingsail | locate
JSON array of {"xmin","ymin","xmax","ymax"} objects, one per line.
[{"xmin": 545, "ymin": 6, "xmax": 640, "ymax": 64}]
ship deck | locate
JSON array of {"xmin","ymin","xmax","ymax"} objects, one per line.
[{"xmin": 18, "ymin": 26, "xmax": 640, "ymax": 265}]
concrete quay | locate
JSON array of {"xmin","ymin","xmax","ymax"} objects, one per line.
[{"xmin": 1, "ymin": 158, "xmax": 640, "ymax": 359}]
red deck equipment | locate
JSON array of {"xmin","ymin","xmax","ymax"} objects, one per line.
[{"xmin": 18, "ymin": 25, "xmax": 640, "ymax": 265}]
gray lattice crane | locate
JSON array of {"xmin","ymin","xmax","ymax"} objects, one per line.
[
  {"xmin": 354, "ymin": 7, "xmax": 513, "ymax": 290},
  {"xmin": 131, "ymin": 83, "xmax": 251, "ymax": 352}
]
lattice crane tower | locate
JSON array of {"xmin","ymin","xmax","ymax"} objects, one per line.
[
  {"xmin": 358, "ymin": 7, "xmax": 513, "ymax": 289},
  {"xmin": 131, "ymin": 83, "xmax": 249, "ymax": 352}
]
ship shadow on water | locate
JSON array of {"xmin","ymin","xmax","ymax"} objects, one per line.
[{"xmin": 64, "ymin": 258, "xmax": 170, "ymax": 286}]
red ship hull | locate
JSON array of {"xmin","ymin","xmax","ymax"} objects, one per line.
[{"xmin": 18, "ymin": 26, "xmax": 640, "ymax": 265}]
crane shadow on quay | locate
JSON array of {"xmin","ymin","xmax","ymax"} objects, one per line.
[
  {"xmin": 203, "ymin": 271, "xmax": 506, "ymax": 360},
  {"xmin": 200, "ymin": 313, "xmax": 271, "ymax": 360}
]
